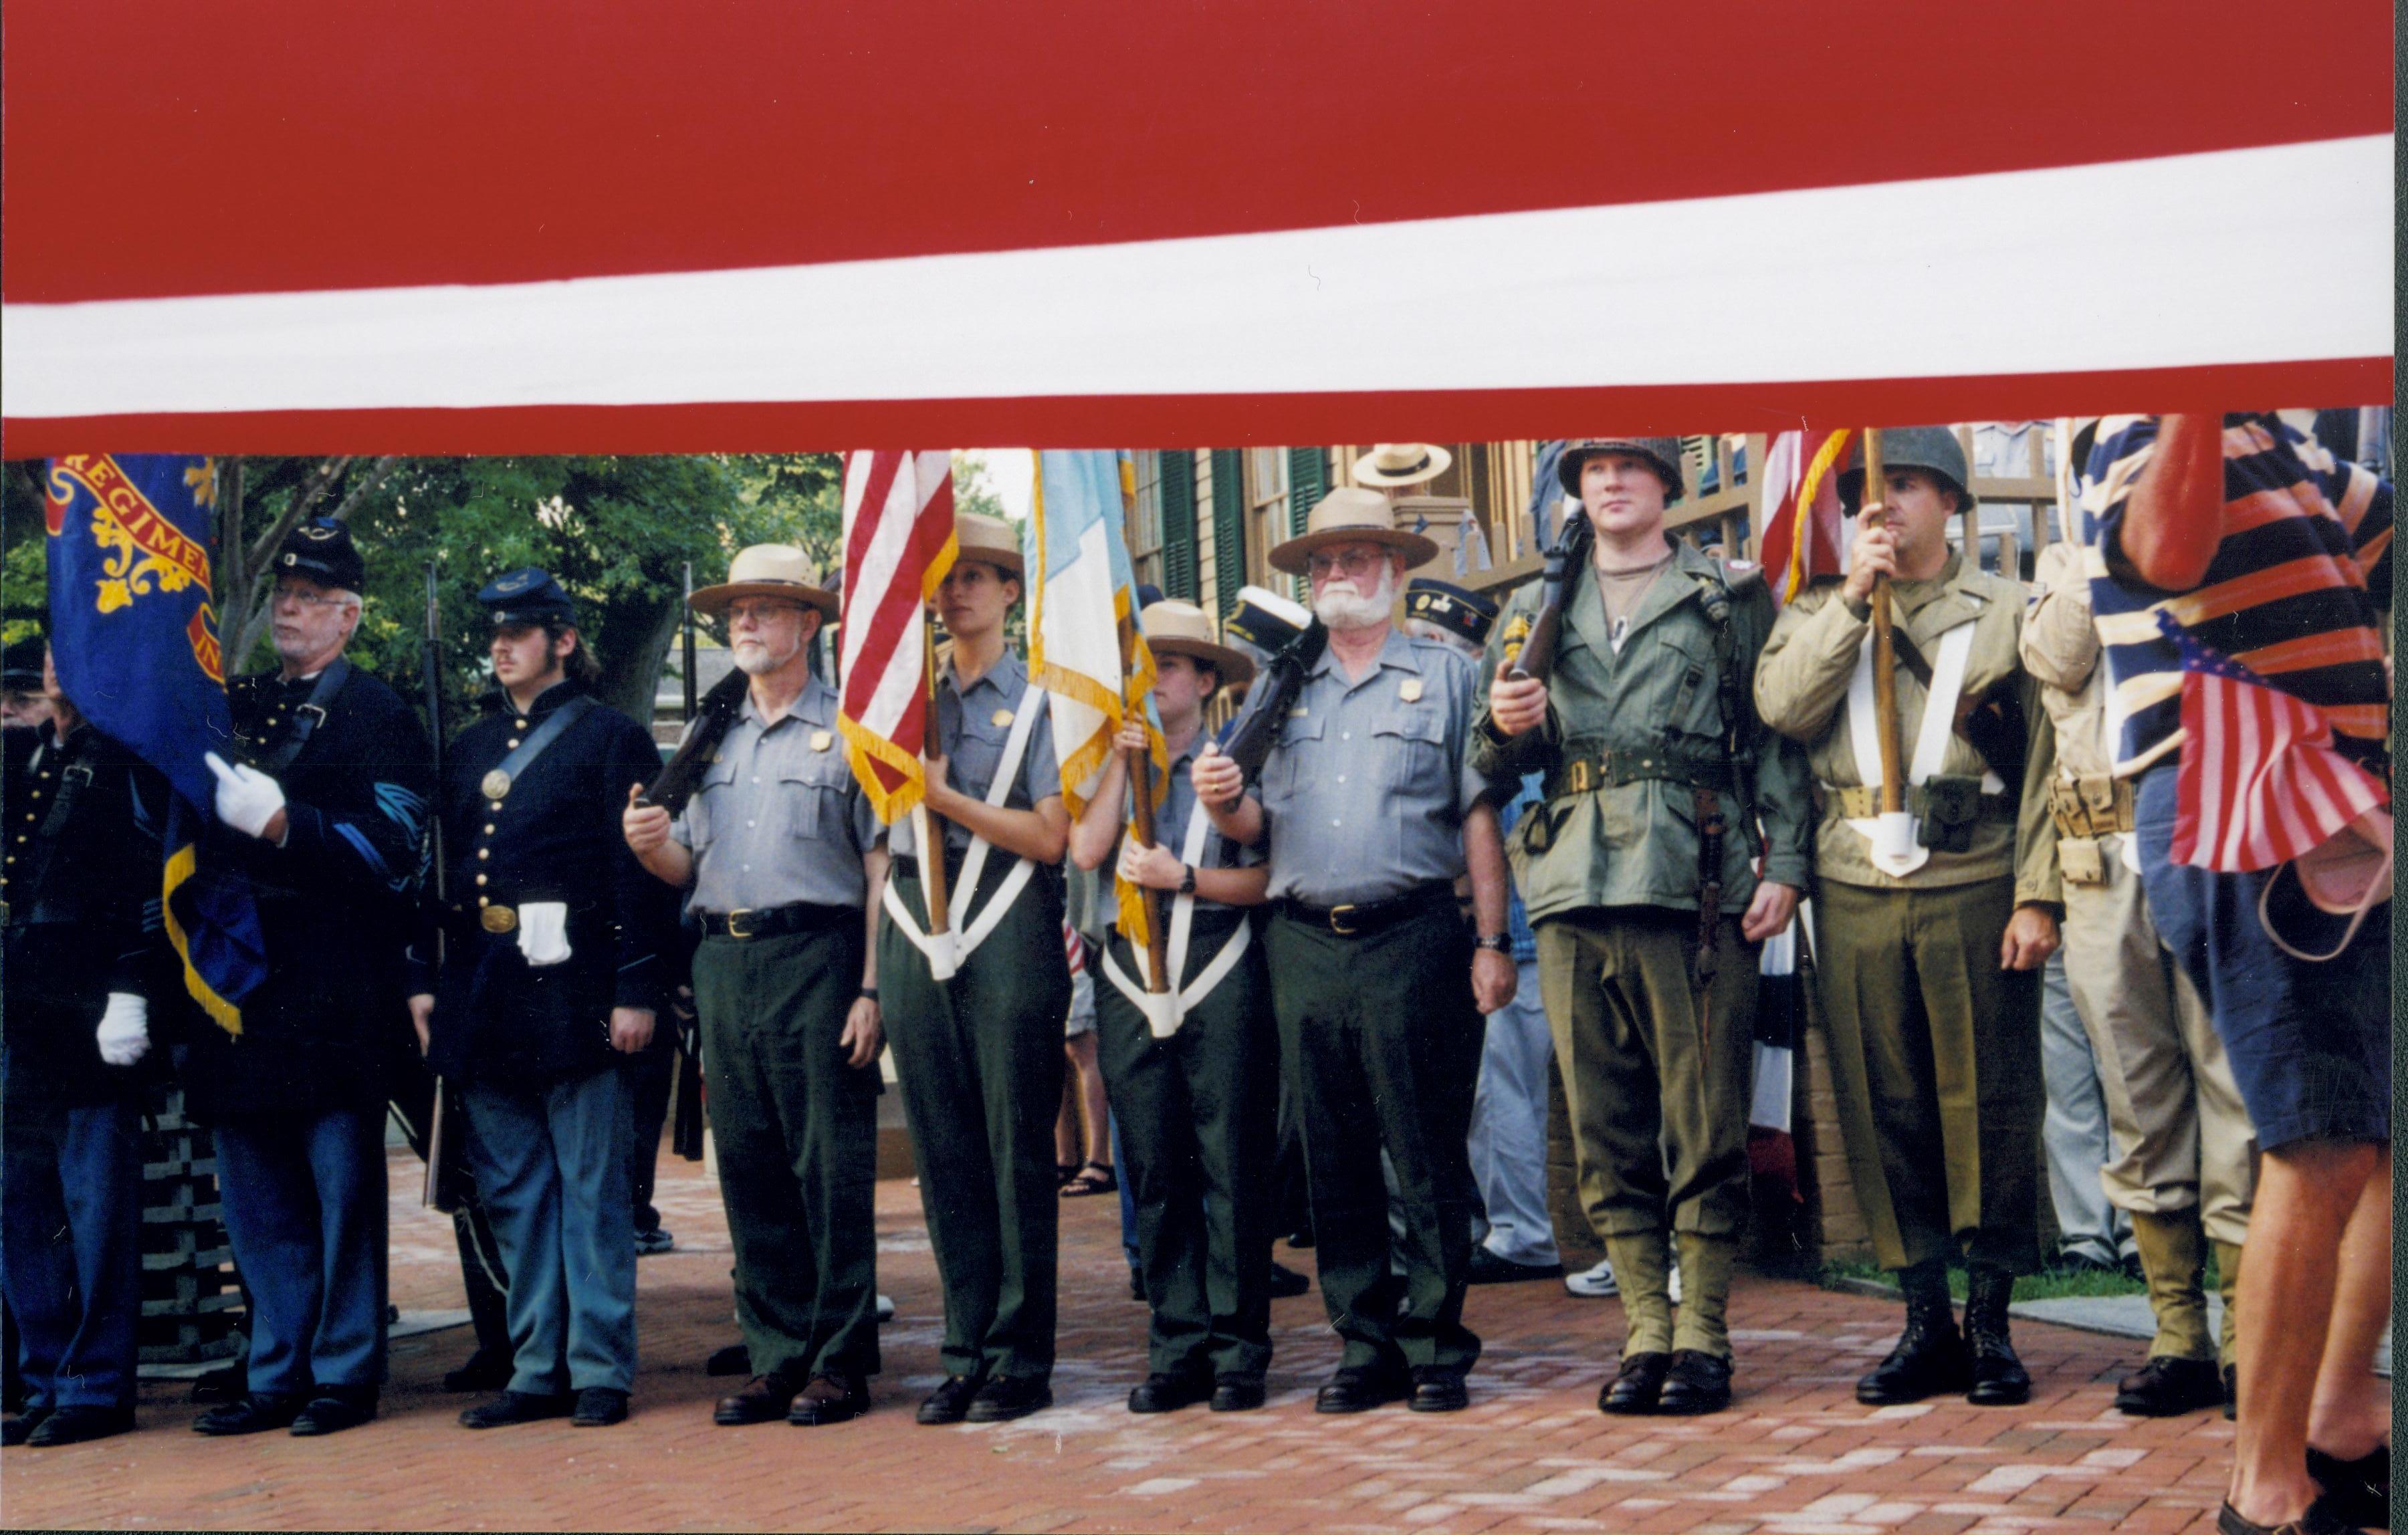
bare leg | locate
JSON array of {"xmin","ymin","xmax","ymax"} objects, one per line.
[
  {"xmin": 2227, "ymin": 1139, "xmax": 2381, "ymax": 1526},
  {"xmin": 2306, "ymin": 1143, "xmax": 2392, "ymax": 1461},
  {"xmin": 1066, "ymin": 1031, "xmax": 1112, "ymax": 1171}
]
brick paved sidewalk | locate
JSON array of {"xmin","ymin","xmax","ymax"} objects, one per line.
[{"xmin": 2, "ymin": 1145, "xmax": 2237, "ymax": 1534}]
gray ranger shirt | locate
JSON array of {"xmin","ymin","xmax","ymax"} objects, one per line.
[
  {"xmin": 1103, "ymin": 727, "xmax": 1263, "ymax": 921},
  {"xmin": 672, "ymin": 674, "xmax": 881, "ymax": 912},
  {"xmin": 887, "ymin": 648, "xmax": 1062, "ymax": 860},
  {"xmin": 1249, "ymin": 626, "xmax": 1490, "ymax": 907}
]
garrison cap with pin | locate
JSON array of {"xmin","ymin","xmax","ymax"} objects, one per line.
[
  {"xmin": 1404, "ymin": 578, "xmax": 1499, "ymax": 648},
  {"xmin": 275, "ymin": 517, "xmax": 366, "ymax": 592},
  {"xmin": 477, "ymin": 568, "xmax": 578, "ymax": 627}
]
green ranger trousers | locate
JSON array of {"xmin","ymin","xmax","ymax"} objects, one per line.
[
  {"xmin": 1537, "ymin": 905, "xmax": 1758, "ymax": 1359},
  {"xmin": 1814, "ymin": 876, "xmax": 2044, "ymax": 1275},
  {"xmin": 1093, "ymin": 918, "xmax": 1278, "ymax": 1383},
  {"xmin": 692, "ymin": 919, "xmax": 881, "ymax": 1381},
  {"xmin": 1265, "ymin": 901, "xmax": 1484, "ymax": 1375},
  {"xmin": 879, "ymin": 856, "xmax": 1072, "ymax": 1383}
]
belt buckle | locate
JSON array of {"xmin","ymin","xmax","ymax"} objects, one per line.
[
  {"xmin": 1568, "ymin": 758, "xmax": 1592, "ymax": 795},
  {"xmin": 481, "ymin": 903, "xmax": 518, "ymax": 935},
  {"xmin": 1327, "ymin": 903, "xmax": 1359, "ymax": 937},
  {"xmin": 726, "ymin": 907, "xmax": 757, "ymax": 939}
]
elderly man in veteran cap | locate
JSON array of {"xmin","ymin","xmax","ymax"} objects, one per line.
[
  {"xmin": 623, "ymin": 546, "xmax": 889, "ymax": 1427},
  {"xmin": 411, "ymin": 568, "xmax": 673, "ymax": 1431},
  {"xmin": 1192, "ymin": 487, "xmax": 1515, "ymax": 1415},
  {"xmin": 183, "ymin": 519, "xmax": 436, "ymax": 1439}
]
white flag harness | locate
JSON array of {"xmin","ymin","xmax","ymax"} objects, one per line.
[
  {"xmin": 1098, "ymin": 789, "xmax": 1254, "ymax": 1040},
  {"xmin": 1843, "ymin": 617, "xmax": 2002, "ymax": 877},
  {"xmin": 881, "ymin": 685, "xmax": 1049, "ymax": 982}
]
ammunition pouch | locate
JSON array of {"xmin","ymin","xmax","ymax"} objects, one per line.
[
  {"xmin": 1826, "ymin": 778, "xmax": 2015, "ymax": 854},
  {"xmin": 2048, "ymin": 774, "xmax": 2134, "ymax": 839}
]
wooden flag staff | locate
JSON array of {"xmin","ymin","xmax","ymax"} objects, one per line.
[
  {"xmin": 918, "ymin": 610, "xmax": 953, "ymax": 936},
  {"xmin": 1864, "ymin": 429, "xmax": 1907, "ymax": 816},
  {"xmin": 1122, "ymin": 614, "xmax": 1171, "ymax": 995}
]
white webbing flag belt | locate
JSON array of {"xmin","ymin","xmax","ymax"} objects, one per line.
[
  {"xmin": 882, "ymin": 685, "xmax": 1049, "ymax": 981},
  {"xmin": 1099, "ymin": 792, "xmax": 1252, "ymax": 1039},
  {"xmin": 1842, "ymin": 618, "xmax": 2002, "ymax": 876}
]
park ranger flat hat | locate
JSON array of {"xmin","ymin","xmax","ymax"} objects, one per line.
[
  {"xmin": 1557, "ymin": 437, "xmax": 1685, "ymax": 501},
  {"xmin": 274, "ymin": 518, "xmax": 366, "ymax": 592},
  {"xmin": 1839, "ymin": 426, "xmax": 1977, "ymax": 510},
  {"xmin": 1267, "ymin": 486, "xmax": 1441, "ymax": 576},
  {"xmin": 952, "ymin": 511, "xmax": 1026, "ymax": 578},
  {"xmin": 1140, "ymin": 600, "xmax": 1255, "ymax": 690},
  {"xmin": 1404, "ymin": 578, "xmax": 1500, "ymax": 648},
  {"xmin": 477, "ymin": 567, "xmax": 578, "ymax": 627},
  {"xmin": 1351, "ymin": 442, "xmax": 1453, "ymax": 489},
  {"xmin": 689, "ymin": 544, "xmax": 841, "ymax": 621}
]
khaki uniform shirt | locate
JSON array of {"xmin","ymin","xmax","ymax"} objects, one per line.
[
  {"xmin": 2019, "ymin": 540, "xmax": 2111, "ymax": 779},
  {"xmin": 1470, "ymin": 539, "xmax": 1814, "ymax": 921},
  {"xmin": 1755, "ymin": 552, "xmax": 2060, "ymax": 906}
]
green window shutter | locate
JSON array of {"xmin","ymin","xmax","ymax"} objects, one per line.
[
  {"xmin": 1158, "ymin": 450, "xmax": 1198, "ymax": 600},
  {"xmin": 1211, "ymin": 448, "xmax": 1246, "ymax": 617},
  {"xmin": 1287, "ymin": 446, "xmax": 1325, "ymax": 536}
]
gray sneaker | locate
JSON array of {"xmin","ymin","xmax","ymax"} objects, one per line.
[{"xmin": 1564, "ymin": 1258, "xmax": 1618, "ymax": 1298}]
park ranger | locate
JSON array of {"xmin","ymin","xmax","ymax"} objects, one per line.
[
  {"xmin": 623, "ymin": 546, "xmax": 889, "ymax": 1427},
  {"xmin": 2020, "ymin": 534, "xmax": 2252, "ymax": 1417},
  {"xmin": 411, "ymin": 568, "xmax": 672, "ymax": 1432},
  {"xmin": 1755, "ymin": 427, "xmax": 2061, "ymax": 1408},
  {"xmin": 1068, "ymin": 600, "xmax": 1277, "ymax": 1415},
  {"xmin": 881, "ymin": 511, "xmax": 1074, "ymax": 1427},
  {"xmin": 1193, "ymin": 487, "xmax": 1515, "ymax": 1416},
  {"xmin": 1476, "ymin": 437, "xmax": 1814, "ymax": 1417}
]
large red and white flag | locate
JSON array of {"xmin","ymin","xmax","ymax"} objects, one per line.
[
  {"xmin": 838, "ymin": 450, "xmax": 956, "ymax": 824},
  {"xmin": 1757, "ymin": 429, "xmax": 1854, "ymax": 604}
]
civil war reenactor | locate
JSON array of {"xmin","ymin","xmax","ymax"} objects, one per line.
[
  {"xmin": 880, "ymin": 512, "xmax": 1074, "ymax": 1426},
  {"xmin": 1067, "ymin": 600, "xmax": 1278, "ymax": 1415},
  {"xmin": 1475, "ymin": 437, "xmax": 1814, "ymax": 1416},
  {"xmin": 2021, "ymin": 529, "xmax": 2252, "ymax": 1417},
  {"xmin": 409, "ymin": 568, "xmax": 671, "ymax": 1431},
  {"xmin": 0, "ymin": 643, "xmax": 168, "ymax": 1449},
  {"xmin": 184, "ymin": 519, "xmax": 435, "ymax": 1439},
  {"xmin": 621, "ymin": 546, "xmax": 889, "ymax": 1427},
  {"xmin": 1192, "ymin": 487, "xmax": 1515, "ymax": 1415},
  {"xmin": 1755, "ymin": 427, "xmax": 2061, "ymax": 1407}
]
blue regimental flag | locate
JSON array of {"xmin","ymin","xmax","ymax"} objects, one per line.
[{"xmin": 45, "ymin": 455, "xmax": 268, "ymax": 1032}]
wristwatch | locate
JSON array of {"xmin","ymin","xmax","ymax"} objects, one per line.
[
  {"xmin": 1473, "ymin": 933, "xmax": 1511, "ymax": 953},
  {"xmin": 1178, "ymin": 864, "xmax": 1198, "ymax": 897}
]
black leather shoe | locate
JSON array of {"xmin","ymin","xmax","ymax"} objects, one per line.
[
  {"xmin": 965, "ymin": 1375, "xmax": 1053, "ymax": 1423},
  {"xmin": 1407, "ymin": 1367, "xmax": 1468, "ymax": 1413},
  {"xmin": 1315, "ymin": 1365, "xmax": 1409, "ymax": 1414},
  {"xmin": 706, "ymin": 1342, "xmax": 752, "ymax": 1377},
  {"xmin": 916, "ymin": 1373, "xmax": 986, "ymax": 1425},
  {"xmin": 443, "ymin": 1348, "xmax": 514, "ymax": 1394},
  {"xmin": 1466, "ymin": 1248, "xmax": 1565, "ymax": 1285},
  {"xmin": 1963, "ymin": 1265, "xmax": 2030, "ymax": 1407},
  {"xmin": 788, "ymin": 1373, "xmax": 870, "ymax": 1426},
  {"xmin": 28, "ymin": 1405, "xmax": 134, "ymax": 1446},
  {"xmin": 2216, "ymin": 1497, "xmax": 2356, "ymax": 1535},
  {"xmin": 1127, "ymin": 1372, "xmax": 1214, "ymax": 1414},
  {"xmin": 2304, "ymin": 1443, "xmax": 2389, "ymax": 1532},
  {"xmin": 1268, "ymin": 1261, "xmax": 1311, "ymax": 1298},
  {"xmin": 1210, "ymin": 1376, "xmax": 1267, "ymax": 1413},
  {"xmin": 290, "ymin": 1389, "xmax": 378, "ymax": 1437},
  {"xmin": 2114, "ymin": 1355, "xmax": 2223, "ymax": 1417},
  {"xmin": 1656, "ymin": 1350, "xmax": 1733, "ymax": 1415},
  {"xmin": 1856, "ymin": 1272, "xmax": 1971, "ymax": 1406},
  {"xmin": 2, "ymin": 1409, "xmax": 47, "ymax": 1447},
  {"xmin": 715, "ymin": 1374, "xmax": 802, "ymax": 1426},
  {"xmin": 459, "ymin": 1390, "xmax": 574, "ymax": 1429},
  {"xmin": 1600, "ymin": 1352, "xmax": 1671, "ymax": 1415},
  {"xmin": 194, "ymin": 1393, "xmax": 303, "ymax": 1437},
  {"xmin": 570, "ymin": 1387, "xmax": 629, "ymax": 1427}
]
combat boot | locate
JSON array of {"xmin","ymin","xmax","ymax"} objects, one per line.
[
  {"xmin": 1963, "ymin": 1263, "xmax": 2031, "ymax": 1406},
  {"xmin": 2116, "ymin": 1211, "xmax": 2221, "ymax": 1415},
  {"xmin": 1856, "ymin": 1260, "xmax": 1969, "ymax": 1405}
]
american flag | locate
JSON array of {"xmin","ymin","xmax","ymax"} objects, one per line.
[
  {"xmin": 2163, "ymin": 614, "xmax": 2389, "ymax": 872},
  {"xmin": 837, "ymin": 450, "xmax": 957, "ymax": 824},
  {"xmin": 1757, "ymin": 429, "xmax": 1853, "ymax": 604}
]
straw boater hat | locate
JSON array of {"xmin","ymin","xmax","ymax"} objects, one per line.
[
  {"xmin": 689, "ymin": 544, "xmax": 841, "ymax": 620},
  {"xmin": 952, "ymin": 511, "xmax": 1026, "ymax": 578},
  {"xmin": 1267, "ymin": 487, "xmax": 1441, "ymax": 576},
  {"xmin": 1140, "ymin": 600, "xmax": 1254, "ymax": 691},
  {"xmin": 1351, "ymin": 443, "xmax": 1454, "ymax": 489}
]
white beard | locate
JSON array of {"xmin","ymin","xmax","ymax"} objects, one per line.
[
  {"xmin": 732, "ymin": 636, "xmax": 801, "ymax": 677},
  {"xmin": 1313, "ymin": 564, "xmax": 1397, "ymax": 632}
]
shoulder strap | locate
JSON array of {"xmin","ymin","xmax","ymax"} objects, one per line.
[
  {"xmin": 487, "ymin": 694, "xmax": 600, "ymax": 796},
  {"xmin": 253, "ymin": 659, "xmax": 352, "ymax": 774}
]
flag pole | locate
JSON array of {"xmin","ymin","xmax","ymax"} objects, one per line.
[
  {"xmin": 919, "ymin": 610, "xmax": 953, "ymax": 937},
  {"xmin": 1864, "ymin": 429, "xmax": 1906, "ymax": 814},
  {"xmin": 1121, "ymin": 617, "xmax": 1170, "ymax": 995}
]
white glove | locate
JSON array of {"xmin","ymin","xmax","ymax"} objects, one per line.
[
  {"xmin": 518, "ymin": 902, "xmax": 572, "ymax": 967},
  {"xmin": 96, "ymin": 992, "xmax": 150, "ymax": 1067},
  {"xmin": 205, "ymin": 751, "xmax": 286, "ymax": 839}
]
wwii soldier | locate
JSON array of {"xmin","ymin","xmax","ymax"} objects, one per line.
[
  {"xmin": 0, "ymin": 644, "xmax": 167, "ymax": 1448},
  {"xmin": 1755, "ymin": 427, "xmax": 2060, "ymax": 1407},
  {"xmin": 880, "ymin": 512, "xmax": 1074, "ymax": 1426},
  {"xmin": 1476, "ymin": 437, "xmax": 1814, "ymax": 1415},
  {"xmin": 185, "ymin": 521, "xmax": 434, "ymax": 1438},
  {"xmin": 2021, "ymin": 532, "xmax": 2252, "ymax": 1417},
  {"xmin": 621, "ymin": 546, "xmax": 889, "ymax": 1427},
  {"xmin": 410, "ymin": 568, "xmax": 671, "ymax": 1431},
  {"xmin": 1067, "ymin": 600, "xmax": 1278, "ymax": 1415},
  {"xmin": 1193, "ymin": 487, "xmax": 1515, "ymax": 1415}
]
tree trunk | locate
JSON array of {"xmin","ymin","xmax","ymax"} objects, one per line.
[{"xmin": 600, "ymin": 592, "xmax": 683, "ymax": 731}]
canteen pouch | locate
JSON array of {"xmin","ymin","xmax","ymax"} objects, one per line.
[
  {"xmin": 2057, "ymin": 835, "xmax": 2107, "ymax": 887},
  {"xmin": 1917, "ymin": 776, "xmax": 1981, "ymax": 854}
]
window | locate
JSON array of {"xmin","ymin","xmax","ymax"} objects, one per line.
[
  {"xmin": 1244, "ymin": 447, "xmax": 1291, "ymax": 590},
  {"xmin": 1128, "ymin": 451, "xmax": 1164, "ymax": 594}
]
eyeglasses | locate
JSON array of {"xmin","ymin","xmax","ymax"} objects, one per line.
[
  {"xmin": 272, "ymin": 586, "xmax": 353, "ymax": 611},
  {"xmin": 726, "ymin": 600, "xmax": 805, "ymax": 627},
  {"xmin": 1305, "ymin": 548, "xmax": 1388, "ymax": 581}
]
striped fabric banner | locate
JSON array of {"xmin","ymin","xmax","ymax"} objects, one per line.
[{"xmin": 838, "ymin": 450, "xmax": 958, "ymax": 824}]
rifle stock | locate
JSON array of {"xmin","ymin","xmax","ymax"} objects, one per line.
[
  {"xmin": 1220, "ymin": 619, "xmax": 1327, "ymax": 783},
  {"xmin": 640, "ymin": 669, "xmax": 750, "ymax": 818},
  {"xmin": 1507, "ymin": 510, "xmax": 1592, "ymax": 685}
]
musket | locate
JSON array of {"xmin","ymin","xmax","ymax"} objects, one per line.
[
  {"xmin": 639, "ymin": 667, "xmax": 749, "ymax": 818},
  {"xmin": 1505, "ymin": 507, "xmax": 1594, "ymax": 685},
  {"xmin": 1218, "ymin": 618, "xmax": 1329, "ymax": 784},
  {"xmin": 420, "ymin": 563, "xmax": 467, "ymax": 1213},
  {"xmin": 668, "ymin": 561, "xmax": 707, "ymax": 1161}
]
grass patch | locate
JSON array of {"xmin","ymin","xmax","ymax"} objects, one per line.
[{"xmin": 1819, "ymin": 1257, "xmax": 2173, "ymax": 1304}]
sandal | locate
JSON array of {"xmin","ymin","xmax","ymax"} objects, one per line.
[
  {"xmin": 1061, "ymin": 1161, "xmax": 1117, "ymax": 1197},
  {"xmin": 1055, "ymin": 1162, "xmax": 1081, "ymax": 1189}
]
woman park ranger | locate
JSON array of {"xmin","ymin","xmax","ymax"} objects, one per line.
[{"xmin": 879, "ymin": 511, "xmax": 1075, "ymax": 1427}]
